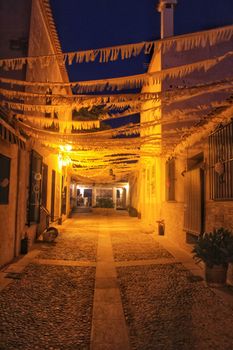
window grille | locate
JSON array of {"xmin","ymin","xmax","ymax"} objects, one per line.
[
  {"xmin": 0, "ymin": 154, "xmax": 11, "ymax": 204},
  {"xmin": 165, "ymin": 158, "xmax": 176, "ymax": 201},
  {"xmin": 28, "ymin": 150, "xmax": 42, "ymax": 224},
  {"xmin": 209, "ymin": 121, "xmax": 233, "ymax": 200}
]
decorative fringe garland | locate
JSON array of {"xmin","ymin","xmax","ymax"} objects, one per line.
[
  {"xmin": 1, "ymin": 51, "xmax": 232, "ymax": 92},
  {"xmin": 173, "ymin": 104, "xmax": 233, "ymax": 155},
  {"xmin": 3, "ymin": 95, "xmax": 230, "ymax": 134},
  {"xmin": 15, "ymin": 113, "xmax": 191, "ymax": 138},
  {"xmin": 15, "ymin": 115, "xmax": 100, "ymax": 130},
  {"xmin": 0, "ymin": 99, "xmax": 143, "ymax": 114},
  {"xmin": 0, "ymin": 25, "xmax": 232, "ymax": 70},
  {"xmin": 16, "ymin": 118, "xmax": 162, "ymax": 147},
  {"xmin": 0, "ymin": 88, "xmax": 161, "ymax": 104},
  {"xmin": 71, "ymin": 154, "xmax": 140, "ymax": 167},
  {"xmin": 73, "ymin": 51, "xmax": 233, "ymax": 92},
  {"xmin": 2, "ymin": 80, "xmax": 233, "ymax": 107}
]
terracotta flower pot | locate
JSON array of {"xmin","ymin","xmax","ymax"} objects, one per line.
[{"xmin": 205, "ymin": 263, "xmax": 228, "ymax": 286}]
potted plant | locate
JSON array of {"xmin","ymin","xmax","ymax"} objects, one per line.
[{"xmin": 192, "ymin": 227, "xmax": 233, "ymax": 285}]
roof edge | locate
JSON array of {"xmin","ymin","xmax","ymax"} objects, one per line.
[{"xmin": 40, "ymin": 0, "xmax": 70, "ymax": 84}]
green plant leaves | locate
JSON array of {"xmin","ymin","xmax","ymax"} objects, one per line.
[{"xmin": 192, "ymin": 227, "xmax": 233, "ymax": 267}]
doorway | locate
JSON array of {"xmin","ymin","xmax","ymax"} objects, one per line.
[
  {"xmin": 116, "ymin": 187, "xmax": 126, "ymax": 209},
  {"xmin": 84, "ymin": 188, "xmax": 92, "ymax": 207},
  {"xmin": 184, "ymin": 165, "xmax": 205, "ymax": 237}
]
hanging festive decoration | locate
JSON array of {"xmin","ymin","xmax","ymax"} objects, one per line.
[
  {"xmin": 173, "ymin": 104, "xmax": 233, "ymax": 155},
  {"xmin": 1, "ymin": 80, "xmax": 232, "ymax": 120},
  {"xmin": 1, "ymin": 79, "xmax": 232, "ymax": 106},
  {"xmin": 0, "ymin": 24, "xmax": 232, "ymax": 70},
  {"xmin": 1, "ymin": 23, "xmax": 232, "ymax": 182},
  {"xmin": 1, "ymin": 50, "xmax": 232, "ymax": 94},
  {"xmin": 14, "ymin": 114, "xmax": 100, "ymax": 130}
]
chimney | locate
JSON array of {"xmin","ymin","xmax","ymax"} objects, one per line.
[{"xmin": 158, "ymin": 0, "xmax": 177, "ymax": 39}]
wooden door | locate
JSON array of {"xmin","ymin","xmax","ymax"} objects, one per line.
[{"xmin": 183, "ymin": 168, "xmax": 204, "ymax": 235}]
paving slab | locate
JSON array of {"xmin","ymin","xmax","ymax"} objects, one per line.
[
  {"xmin": 1, "ymin": 213, "xmax": 233, "ymax": 350},
  {"xmin": 91, "ymin": 216, "xmax": 131, "ymax": 350}
]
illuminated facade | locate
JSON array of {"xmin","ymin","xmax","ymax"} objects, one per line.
[
  {"xmin": 0, "ymin": 0, "xmax": 232, "ymax": 268},
  {"xmin": 136, "ymin": 0, "xmax": 233, "ymax": 249},
  {"xmin": 0, "ymin": 0, "xmax": 71, "ymax": 267}
]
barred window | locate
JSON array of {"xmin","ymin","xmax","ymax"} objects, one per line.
[
  {"xmin": 165, "ymin": 158, "xmax": 176, "ymax": 201},
  {"xmin": 28, "ymin": 150, "xmax": 42, "ymax": 224},
  {"xmin": 0, "ymin": 154, "xmax": 11, "ymax": 204},
  {"xmin": 209, "ymin": 121, "xmax": 233, "ymax": 200}
]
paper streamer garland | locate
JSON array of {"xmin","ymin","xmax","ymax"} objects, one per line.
[{"xmin": 0, "ymin": 24, "xmax": 232, "ymax": 70}]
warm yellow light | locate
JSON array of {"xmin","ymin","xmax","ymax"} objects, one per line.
[
  {"xmin": 58, "ymin": 153, "xmax": 72, "ymax": 169},
  {"xmin": 61, "ymin": 158, "xmax": 71, "ymax": 166},
  {"xmin": 58, "ymin": 154, "xmax": 63, "ymax": 169},
  {"xmin": 65, "ymin": 145, "xmax": 72, "ymax": 152},
  {"xmin": 59, "ymin": 144, "xmax": 72, "ymax": 152}
]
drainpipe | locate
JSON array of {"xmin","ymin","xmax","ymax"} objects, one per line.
[{"xmin": 157, "ymin": 0, "xmax": 177, "ymax": 39}]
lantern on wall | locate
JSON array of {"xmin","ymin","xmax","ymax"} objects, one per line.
[{"xmin": 214, "ymin": 161, "xmax": 224, "ymax": 176}]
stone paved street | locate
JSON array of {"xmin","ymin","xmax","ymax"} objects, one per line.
[{"xmin": 1, "ymin": 213, "xmax": 233, "ymax": 349}]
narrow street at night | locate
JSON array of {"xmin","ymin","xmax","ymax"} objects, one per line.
[
  {"xmin": 1, "ymin": 1, "xmax": 233, "ymax": 349},
  {"xmin": 1, "ymin": 213, "xmax": 233, "ymax": 350}
]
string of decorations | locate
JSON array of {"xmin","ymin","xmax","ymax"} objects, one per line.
[
  {"xmin": 1, "ymin": 51, "xmax": 232, "ymax": 92},
  {"xmin": 1, "ymin": 25, "xmax": 232, "ymax": 181},
  {"xmin": 1, "ymin": 79, "xmax": 232, "ymax": 106},
  {"xmin": 0, "ymin": 24, "xmax": 232, "ymax": 70},
  {"xmin": 1, "ymin": 80, "xmax": 232, "ymax": 124}
]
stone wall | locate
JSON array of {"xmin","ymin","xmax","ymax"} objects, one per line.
[
  {"xmin": 160, "ymin": 157, "xmax": 188, "ymax": 249},
  {"xmin": 0, "ymin": 0, "xmax": 32, "ymax": 266},
  {"xmin": 205, "ymin": 199, "xmax": 233, "ymax": 232},
  {"xmin": 25, "ymin": 0, "xmax": 71, "ymax": 230},
  {"xmin": 15, "ymin": 148, "xmax": 30, "ymax": 255},
  {"xmin": 139, "ymin": 32, "xmax": 233, "ymax": 251},
  {"xmin": 0, "ymin": 0, "xmax": 31, "ymax": 81},
  {"xmin": 0, "ymin": 141, "xmax": 19, "ymax": 266},
  {"xmin": 160, "ymin": 138, "xmax": 233, "ymax": 253},
  {"xmin": 0, "ymin": 0, "xmax": 70, "ymax": 266}
]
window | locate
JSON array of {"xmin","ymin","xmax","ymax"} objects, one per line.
[
  {"xmin": 0, "ymin": 154, "xmax": 11, "ymax": 204},
  {"xmin": 209, "ymin": 121, "xmax": 233, "ymax": 200},
  {"xmin": 28, "ymin": 150, "xmax": 42, "ymax": 224},
  {"xmin": 165, "ymin": 158, "xmax": 176, "ymax": 201}
]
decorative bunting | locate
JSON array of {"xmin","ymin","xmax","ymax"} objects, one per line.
[
  {"xmin": 1, "ymin": 51, "xmax": 232, "ymax": 93},
  {"xmin": 0, "ymin": 25, "xmax": 232, "ymax": 70},
  {"xmin": 1, "ymin": 79, "xmax": 232, "ymax": 105},
  {"xmin": 14, "ymin": 115, "xmax": 100, "ymax": 130}
]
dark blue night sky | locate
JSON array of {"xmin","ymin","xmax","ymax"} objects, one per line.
[
  {"xmin": 49, "ymin": 0, "xmax": 233, "ymax": 128},
  {"xmin": 50, "ymin": 0, "xmax": 233, "ymax": 82}
]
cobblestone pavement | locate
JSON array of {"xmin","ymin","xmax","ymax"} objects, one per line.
[
  {"xmin": 38, "ymin": 219, "xmax": 98, "ymax": 261},
  {"xmin": 1, "ymin": 213, "xmax": 233, "ymax": 350},
  {"xmin": 108, "ymin": 217, "xmax": 233, "ymax": 350},
  {"xmin": 0, "ymin": 264, "xmax": 95, "ymax": 350},
  {"xmin": 111, "ymin": 230, "xmax": 173, "ymax": 261},
  {"xmin": 117, "ymin": 264, "xmax": 233, "ymax": 350},
  {"xmin": 0, "ymin": 215, "xmax": 99, "ymax": 350}
]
